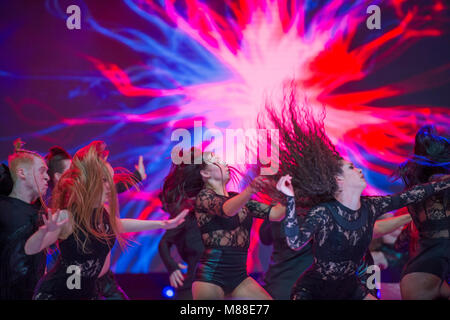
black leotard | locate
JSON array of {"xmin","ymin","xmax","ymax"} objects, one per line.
[
  {"xmin": 194, "ymin": 188, "xmax": 272, "ymax": 294},
  {"xmin": 33, "ymin": 209, "xmax": 116, "ymax": 300}
]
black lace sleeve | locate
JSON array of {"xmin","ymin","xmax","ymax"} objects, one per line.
[
  {"xmin": 365, "ymin": 177, "xmax": 450, "ymax": 220},
  {"xmin": 282, "ymin": 196, "xmax": 326, "ymax": 251},
  {"xmin": 245, "ymin": 200, "xmax": 272, "ymax": 220},
  {"xmin": 195, "ymin": 188, "xmax": 229, "ymax": 216}
]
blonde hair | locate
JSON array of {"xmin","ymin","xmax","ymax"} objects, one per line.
[
  {"xmin": 51, "ymin": 141, "xmax": 135, "ymax": 253},
  {"xmin": 8, "ymin": 138, "xmax": 42, "ymax": 183}
]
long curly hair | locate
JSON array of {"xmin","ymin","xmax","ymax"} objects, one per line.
[
  {"xmin": 394, "ymin": 125, "xmax": 450, "ymax": 187},
  {"xmin": 260, "ymin": 85, "xmax": 343, "ymax": 208},
  {"xmin": 51, "ymin": 141, "xmax": 134, "ymax": 253}
]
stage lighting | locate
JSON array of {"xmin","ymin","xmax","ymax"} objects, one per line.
[{"xmin": 162, "ymin": 286, "xmax": 175, "ymax": 299}]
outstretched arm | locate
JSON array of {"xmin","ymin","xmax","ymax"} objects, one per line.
[
  {"xmin": 367, "ymin": 175, "xmax": 450, "ymax": 219},
  {"xmin": 24, "ymin": 210, "xmax": 69, "ymax": 255},
  {"xmin": 372, "ymin": 213, "xmax": 412, "ymax": 239},
  {"xmin": 120, "ymin": 209, "xmax": 188, "ymax": 233}
]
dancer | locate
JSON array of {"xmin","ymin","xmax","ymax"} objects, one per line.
[
  {"xmin": 24, "ymin": 141, "xmax": 187, "ymax": 300},
  {"xmin": 0, "ymin": 139, "xmax": 49, "ymax": 299},
  {"xmin": 44, "ymin": 145, "xmax": 146, "ymax": 299},
  {"xmin": 265, "ymin": 88, "xmax": 450, "ymax": 300},
  {"xmin": 158, "ymin": 163, "xmax": 205, "ymax": 300},
  {"xmin": 162, "ymin": 147, "xmax": 289, "ymax": 299},
  {"xmin": 259, "ymin": 211, "xmax": 411, "ymax": 299},
  {"xmin": 395, "ymin": 125, "xmax": 450, "ymax": 300}
]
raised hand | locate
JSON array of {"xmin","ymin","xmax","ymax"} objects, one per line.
[
  {"xmin": 135, "ymin": 155, "xmax": 147, "ymax": 181},
  {"xmin": 276, "ymin": 175, "xmax": 294, "ymax": 197},
  {"xmin": 161, "ymin": 209, "xmax": 189, "ymax": 230},
  {"xmin": 40, "ymin": 209, "xmax": 69, "ymax": 233}
]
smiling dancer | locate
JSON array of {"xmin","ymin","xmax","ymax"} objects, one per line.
[
  {"xmin": 264, "ymin": 89, "xmax": 450, "ymax": 300},
  {"xmin": 25, "ymin": 141, "xmax": 187, "ymax": 300}
]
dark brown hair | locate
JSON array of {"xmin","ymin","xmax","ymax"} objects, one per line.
[{"xmin": 261, "ymin": 85, "xmax": 343, "ymax": 208}]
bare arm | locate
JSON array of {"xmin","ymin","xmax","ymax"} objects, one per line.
[
  {"xmin": 120, "ymin": 209, "xmax": 188, "ymax": 233},
  {"xmin": 24, "ymin": 210, "xmax": 69, "ymax": 255},
  {"xmin": 372, "ymin": 214, "xmax": 412, "ymax": 239}
]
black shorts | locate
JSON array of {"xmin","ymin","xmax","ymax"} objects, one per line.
[
  {"xmin": 291, "ymin": 270, "xmax": 370, "ymax": 300},
  {"xmin": 402, "ymin": 238, "xmax": 450, "ymax": 283},
  {"xmin": 194, "ymin": 247, "xmax": 248, "ymax": 295}
]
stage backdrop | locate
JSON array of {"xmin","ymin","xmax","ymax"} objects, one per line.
[{"xmin": 0, "ymin": 0, "xmax": 449, "ymax": 274}]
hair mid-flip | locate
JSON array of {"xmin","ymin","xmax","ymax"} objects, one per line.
[
  {"xmin": 51, "ymin": 141, "xmax": 135, "ymax": 253},
  {"xmin": 261, "ymin": 84, "xmax": 343, "ymax": 208}
]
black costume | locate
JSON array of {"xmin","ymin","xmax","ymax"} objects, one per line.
[
  {"xmin": 0, "ymin": 195, "xmax": 46, "ymax": 299},
  {"xmin": 283, "ymin": 177, "xmax": 450, "ymax": 300},
  {"xmin": 158, "ymin": 211, "xmax": 204, "ymax": 299},
  {"xmin": 260, "ymin": 218, "xmax": 377, "ymax": 299},
  {"xmin": 401, "ymin": 175, "xmax": 450, "ymax": 283},
  {"xmin": 194, "ymin": 188, "xmax": 272, "ymax": 295},
  {"xmin": 259, "ymin": 218, "xmax": 313, "ymax": 300},
  {"xmin": 33, "ymin": 209, "xmax": 115, "ymax": 300}
]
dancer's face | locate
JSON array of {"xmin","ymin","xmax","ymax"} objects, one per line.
[
  {"xmin": 202, "ymin": 153, "xmax": 230, "ymax": 184},
  {"xmin": 53, "ymin": 159, "xmax": 72, "ymax": 185},
  {"xmin": 336, "ymin": 160, "xmax": 366, "ymax": 191},
  {"xmin": 23, "ymin": 157, "xmax": 50, "ymax": 197},
  {"xmin": 101, "ymin": 162, "xmax": 114, "ymax": 205}
]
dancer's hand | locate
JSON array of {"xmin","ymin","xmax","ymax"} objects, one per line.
[
  {"xmin": 40, "ymin": 209, "xmax": 69, "ymax": 233},
  {"xmin": 162, "ymin": 209, "xmax": 189, "ymax": 230},
  {"xmin": 169, "ymin": 263, "xmax": 187, "ymax": 288},
  {"xmin": 135, "ymin": 155, "xmax": 147, "ymax": 181},
  {"xmin": 276, "ymin": 175, "xmax": 294, "ymax": 197}
]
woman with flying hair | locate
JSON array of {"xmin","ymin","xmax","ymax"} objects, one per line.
[
  {"xmin": 159, "ymin": 146, "xmax": 291, "ymax": 299},
  {"xmin": 24, "ymin": 141, "xmax": 187, "ymax": 300},
  {"xmin": 394, "ymin": 125, "xmax": 450, "ymax": 300},
  {"xmin": 264, "ymin": 88, "xmax": 450, "ymax": 300}
]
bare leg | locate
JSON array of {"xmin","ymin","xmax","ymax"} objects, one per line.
[
  {"xmin": 400, "ymin": 272, "xmax": 443, "ymax": 300},
  {"xmin": 230, "ymin": 277, "xmax": 273, "ymax": 300},
  {"xmin": 192, "ymin": 281, "xmax": 225, "ymax": 300}
]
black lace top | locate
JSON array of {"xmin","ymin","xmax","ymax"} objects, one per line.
[
  {"xmin": 407, "ymin": 175, "xmax": 450, "ymax": 239},
  {"xmin": 283, "ymin": 177, "xmax": 450, "ymax": 280},
  {"xmin": 195, "ymin": 188, "xmax": 272, "ymax": 249},
  {"xmin": 33, "ymin": 209, "xmax": 116, "ymax": 300}
]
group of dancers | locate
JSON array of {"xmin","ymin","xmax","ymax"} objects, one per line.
[{"xmin": 1, "ymin": 88, "xmax": 449, "ymax": 300}]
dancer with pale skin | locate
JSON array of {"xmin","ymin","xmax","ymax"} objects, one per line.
[
  {"xmin": 263, "ymin": 87, "xmax": 450, "ymax": 300},
  {"xmin": 191, "ymin": 151, "xmax": 292, "ymax": 300},
  {"xmin": 24, "ymin": 141, "xmax": 187, "ymax": 299},
  {"xmin": 0, "ymin": 140, "xmax": 50, "ymax": 299}
]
